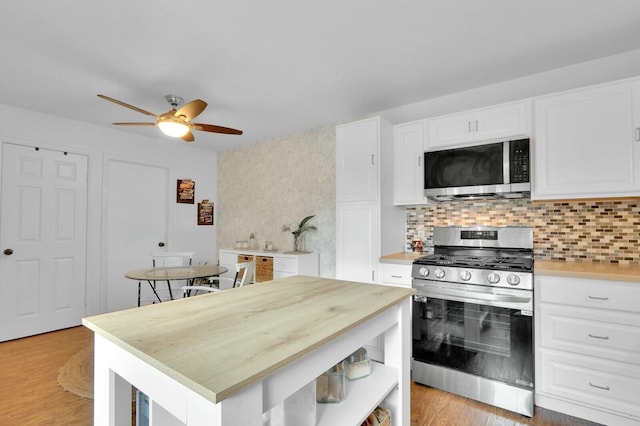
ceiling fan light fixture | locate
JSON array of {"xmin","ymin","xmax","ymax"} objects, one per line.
[{"xmin": 158, "ymin": 117, "xmax": 190, "ymax": 137}]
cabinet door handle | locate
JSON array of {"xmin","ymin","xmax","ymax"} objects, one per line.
[
  {"xmin": 475, "ymin": 120, "xmax": 479, "ymax": 132},
  {"xmin": 468, "ymin": 121, "xmax": 472, "ymax": 133},
  {"xmin": 588, "ymin": 333, "xmax": 609, "ymax": 340},
  {"xmin": 371, "ymin": 154, "xmax": 375, "ymax": 165},
  {"xmin": 589, "ymin": 382, "xmax": 610, "ymax": 391},
  {"xmin": 588, "ymin": 295, "xmax": 609, "ymax": 301},
  {"xmin": 636, "ymin": 127, "xmax": 640, "ymax": 141},
  {"xmin": 372, "ymin": 271, "xmax": 376, "ymax": 282},
  {"xmin": 418, "ymin": 155, "xmax": 421, "ymax": 167}
]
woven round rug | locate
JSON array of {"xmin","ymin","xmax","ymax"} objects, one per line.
[{"xmin": 58, "ymin": 347, "xmax": 93, "ymax": 399}]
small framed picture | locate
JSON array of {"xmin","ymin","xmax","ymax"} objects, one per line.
[
  {"xmin": 177, "ymin": 179, "xmax": 195, "ymax": 204},
  {"xmin": 198, "ymin": 200, "xmax": 214, "ymax": 225}
]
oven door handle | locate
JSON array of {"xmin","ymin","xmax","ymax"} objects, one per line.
[{"xmin": 421, "ymin": 288, "xmax": 532, "ymax": 305}]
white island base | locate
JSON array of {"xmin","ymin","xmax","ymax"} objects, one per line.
[{"xmin": 84, "ymin": 276, "xmax": 413, "ymax": 425}]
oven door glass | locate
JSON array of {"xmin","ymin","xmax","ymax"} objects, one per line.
[{"xmin": 412, "ymin": 297, "xmax": 533, "ymax": 389}]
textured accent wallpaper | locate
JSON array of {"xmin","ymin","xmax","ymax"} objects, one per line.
[
  {"xmin": 218, "ymin": 124, "xmax": 336, "ymax": 277},
  {"xmin": 406, "ymin": 199, "xmax": 640, "ymax": 264}
]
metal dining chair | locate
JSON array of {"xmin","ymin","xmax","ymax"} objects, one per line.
[{"xmin": 182, "ymin": 261, "xmax": 255, "ymax": 297}]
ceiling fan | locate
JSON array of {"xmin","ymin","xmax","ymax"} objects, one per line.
[{"xmin": 97, "ymin": 94, "xmax": 243, "ymax": 142}]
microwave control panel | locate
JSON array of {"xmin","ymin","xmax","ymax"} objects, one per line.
[{"xmin": 509, "ymin": 139, "xmax": 530, "ymax": 183}]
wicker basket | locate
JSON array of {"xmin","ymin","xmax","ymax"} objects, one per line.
[
  {"xmin": 361, "ymin": 406, "xmax": 390, "ymax": 426},
  {"xmin": 237, "ymin": 255, "xmax": 254, "ymax": 281},
  {"xmin": 255, "ymin": 256, "xmax": 274, "ymax": 282}
]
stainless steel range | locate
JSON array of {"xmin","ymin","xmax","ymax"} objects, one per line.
[{"xmin": 411, "ymin": 226, "xmax": 534, "ymax": 417}]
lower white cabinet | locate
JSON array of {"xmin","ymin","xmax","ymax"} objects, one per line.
[
  {"xmin": 535, "ymin": 275, "xmax": 640, "ymax": 425},
  {"xmin": 379, "ymin": 262, "xmax": 412, "ymax": 288},
  {"xmin": 365, "ymin": 262, "xmax": 413, "ymax": 362},
  {"xmin": 219, "ymin": 249, "xmax": 319, "ymax": 287}
]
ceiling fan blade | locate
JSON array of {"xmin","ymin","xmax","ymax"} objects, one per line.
[
  {"xmin": 181, "ymin": 130, "xmax": 195, "ymax": 142},
  {"xmin": 112, "ymin": 122, "xmax": 156, "ymax": 126},
  {"xmin": 175, "ymin": 99, "xmax": 207, "ymax": 121},
  {"xmin": 97, "ymin": 94, "xmax": 158, "ymax": 117},
  {"xmin": 193, "ymin": 123, "xmax": 243, "ymax": 135}
]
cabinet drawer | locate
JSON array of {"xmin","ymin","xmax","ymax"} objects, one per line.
[
  {"xmin": 274, "ymin": 256, "xmax": 297, "ymax": 274},
  {"xmin": 538, "ymin": 349, "xmax": 640, "ymax": 418},
  {"xmin": 255, "ymin": 256, "xmax": 274, "ymax": 282},
  {"xmin": 539, "ymin": 304, "xmax": 640, "ymax": 364},
  {"xmin": 380, "ymin": 263, "xmax": 412, "ymax": 287},
  {"xmin": 537, "ymin": 276, "xmax": 640, "ymax": 313}
]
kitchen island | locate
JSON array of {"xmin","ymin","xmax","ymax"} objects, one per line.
[{"xmin": 82, "ymin": 275, "xmax": 414, "ymax": 425}]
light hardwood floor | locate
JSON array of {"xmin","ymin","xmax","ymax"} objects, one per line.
[{"xmin": 0, "ymin": 326, "xmax": 601, "ymax": 425}]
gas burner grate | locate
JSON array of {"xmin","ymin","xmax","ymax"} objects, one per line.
[{"xmin": 414, "ymin": 254, "xmax": 533, "ymax": 272}]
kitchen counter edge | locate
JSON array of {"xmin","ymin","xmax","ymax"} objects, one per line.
[
  {"xmin": 535, "ymin": 260, "xmax": 640, "ymax": 283},
  {"xmin": 379, "ymin": 252, "xmax": 425, "ymax": 265}
]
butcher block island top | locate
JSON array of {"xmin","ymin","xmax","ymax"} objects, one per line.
[{"xmin": 82, "ymin": 275, "xmax": 415, "ymax": 405}]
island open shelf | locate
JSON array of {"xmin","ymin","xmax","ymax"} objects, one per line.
[
  {"xmin": 83, "ymin": 275, "xmax": 414, "ymax": 425},
  {"xmin": 316, "ymin": 361, "xmax": 398, "ymax": 425}
]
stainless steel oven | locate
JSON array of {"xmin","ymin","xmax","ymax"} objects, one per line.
[{"xmin": 411, "ymin": 226, "xmax": 534, "ymax": 417}]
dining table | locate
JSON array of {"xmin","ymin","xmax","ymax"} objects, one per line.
[{"xmin": 125, "ymin": 265, "xmax": 228, "ymax": 306}]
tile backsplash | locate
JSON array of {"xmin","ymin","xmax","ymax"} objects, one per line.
[{"xmin": 406, "ymin": 199, "xmax": 640, "ymax": 264}]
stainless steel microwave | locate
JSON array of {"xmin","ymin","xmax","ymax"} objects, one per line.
[{"xmin": 424, "ymin": 139, "xmax": 530, "ymax": 201}]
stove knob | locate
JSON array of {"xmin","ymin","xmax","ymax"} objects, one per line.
[
  {"xmin": 487, "ymin": 272, "xmax": 500, "ymax": 284},
  {"xmin": 434, "ymin": 268, "xmax": 446, "ymax": 279},
  {"xmin": 419, "ymin": 267, "xmax": 429, "ymax": 277},
  {"xmin": 507, "ymin": 274, "xmax": 520, "ymax": 286},
  {"xmin": 459, "ymin": 270, "xmax": 471, "ymax": 281}
]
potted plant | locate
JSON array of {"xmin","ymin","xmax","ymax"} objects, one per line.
[{"xmin": 283, "ymin": 215, "xmax": 317, "ymax": 253}]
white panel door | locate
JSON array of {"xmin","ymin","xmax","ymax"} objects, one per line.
[
  {"xmin": 335, "ymin": 202, "xmax": 378, "ymax": 284},
  {"xmin": 104, "ymin": 157, "xmax": 168, "ymax": 312},
  {"xmin": 0, "ymin": 143, "xmax": 88, "ymax": 341}
]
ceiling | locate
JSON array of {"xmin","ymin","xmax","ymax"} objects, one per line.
[{"xmin": 2, "ymin": 1, "xmax": 640, "ymax": 152}]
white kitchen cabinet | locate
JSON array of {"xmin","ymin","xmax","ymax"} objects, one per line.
[
  {"xmin": 393, "ymin": 120, "xmax": 428, "ymax": 205},
  {"xmin": 336, "ymin": 117, "xmax": 379, "ymax": 202},
  {"xmin": 379, "ymin": 262, "xmax": 412, "ymax": 288},
  {"xmin": 532, "ymin": 79, "xmax": 640, "ymax": 200},
  {"xmin": 428, "ymin": 101, "xmax": 528, "ymax": 149},
  {"xmin": 336, "ymin": 202, "xmax": 378, "ymax": 284},
  {"xmin": 219, "ymin": 249, "xmax": 319, "ymax": 286},
  {"xmin": 335, "ymin": 117, "xmax": 405, "ymax": 285},
  {"xmin": 535, "ymin": 275, "xmax": 640, "ymax": 426}
]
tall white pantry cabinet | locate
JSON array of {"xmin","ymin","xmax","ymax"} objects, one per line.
[
  {"xmin": 336, "ymin": 116, "xmax": 405, "ymax": 285},
  {"xmin": 335, "ymin": 116, "xmax": 406, "ymax": 361}
]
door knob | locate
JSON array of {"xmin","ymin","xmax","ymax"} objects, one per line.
[
  {"xmin": 4, "ymin": 248, "xmax": 13, "ymax": 255},
  {"xmin": 158, "ymin": 242, "xmax": 165, "ymax": 247}
]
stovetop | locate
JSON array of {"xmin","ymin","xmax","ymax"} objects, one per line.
[{"xmin": 414, "ymin": 254, "xmax": 533, "ymax": 272}]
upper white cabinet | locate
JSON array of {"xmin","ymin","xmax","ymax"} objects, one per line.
[
  {"xmin": 532, "ymin": 79, "xmax": 640, "ymax": 200},
  {"xmin": 428, "ymin": 101, "xmax": 528, "ymax": 149},
  {"xmin": 393, "ymin": 120, "xmax": 428, "ymax": 205},
  {"xmin": 336, "ymin": 117, "xmax": 405, "ymax": 284},
  {"xmin": 336, "ymin": 118, "xmax": 379, "ymax": 202}
]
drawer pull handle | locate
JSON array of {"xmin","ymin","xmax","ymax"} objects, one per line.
[
  {"xmin": 391, "ymin": 275, "xmax": 403, "ymax": 279},
  {"xmin": 589, "ymin": 382, "xmax": 610, "ymax": 391},
  {"xmin": 588, "ymin": 333, "xmax": 609, "ymax": 340},
  {"xmin": 588, "ymin": 295, "xmax": 609, "ymax": 301}
]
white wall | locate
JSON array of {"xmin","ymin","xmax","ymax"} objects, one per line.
[
  {"xmin": 0, "ymin": 104, "xmax": 218, "ymax": 315},
  {"xmin": 376, "ymin": 49, "xmax": 640, "ymax": 124}
]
